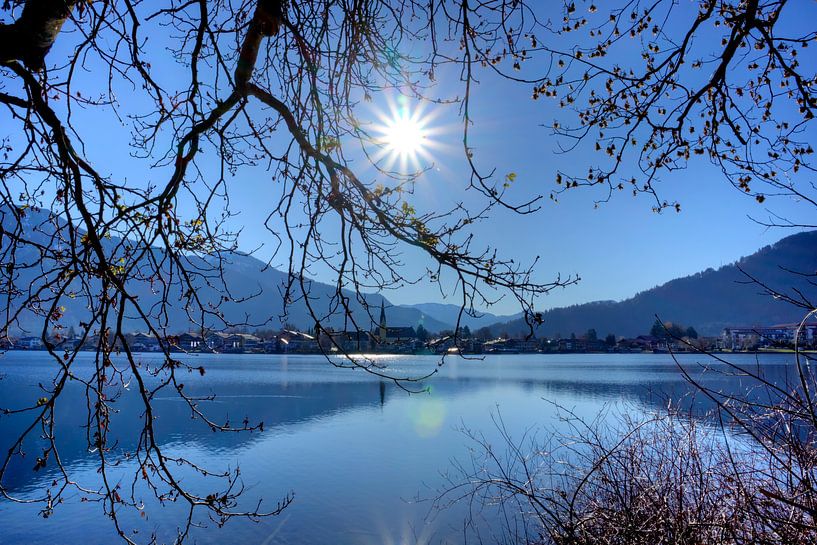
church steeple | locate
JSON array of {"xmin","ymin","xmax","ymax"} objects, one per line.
[{"xmin": 379, "ymin": 300, "xmax": 387, "ymax": 340}]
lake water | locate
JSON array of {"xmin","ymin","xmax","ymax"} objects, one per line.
[{"xmin": 0, "ymin": 351, "xmax": 799, "ymax": 544}]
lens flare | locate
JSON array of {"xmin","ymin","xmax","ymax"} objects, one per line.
[{"xmin": 411, "ymin": 398, "xmax": 446, "ymax": 438}]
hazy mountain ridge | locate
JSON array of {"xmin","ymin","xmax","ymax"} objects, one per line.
[
  {"xmin": 2, "ymin": 207, "xmax": 452, "ymax": 334},
  {"xmin": 486, "ymin": 230, "xmax": 817, "ymax": 338},
  {"xmin": 398, "ymin": 302, "xmax": 522, "ymax": 330}
]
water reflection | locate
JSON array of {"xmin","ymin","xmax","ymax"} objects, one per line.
[{"xmin": 0, "ymin": 351, "xmax": 799, "ymax": 544}]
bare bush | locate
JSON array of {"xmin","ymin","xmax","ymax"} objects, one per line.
[{"xmin": 440, "ymin": 395, "xmax": 817, "ymax": 545}]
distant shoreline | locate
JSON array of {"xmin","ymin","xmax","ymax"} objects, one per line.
[{"xmin": 2, "ymin": 347, "xmax": 813, "ymax": 357}]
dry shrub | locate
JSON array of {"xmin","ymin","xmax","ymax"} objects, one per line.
[{"xmin": 440, "ymin": 400, "xmax": 817, "ymax": 545}]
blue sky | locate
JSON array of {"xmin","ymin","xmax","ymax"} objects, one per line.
[
  {"xmin": 220, "ymin": 66, "xmax": 814, "ymax": 315},
  {"xmin": 26, "ymin": 1, "xmax": 817, "ymax": 317}
]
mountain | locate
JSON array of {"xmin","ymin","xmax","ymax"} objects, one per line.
[
  {"xmin": 488, "ymin": 231, "xmax": 817, "ymax": 338},
  {"xmin": 2, "ymin": 207, "xmax": 451, "ymax": 335},
  {"xmin": 173, "ymin": 251, "xmax": 454, "ymax": 333},
  {"xmin": 398, "ymin": 302, "xmax": 522, "ymax": 330},
  {"xmin": 8, "ymin": 207, "xmax": 816, "ymax": 339}
]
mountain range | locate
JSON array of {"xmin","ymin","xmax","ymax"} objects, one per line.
[
  {"xmin": 2, "ymin": 207, "xmax": 516, "ymax": 335},
  {"xmin": 4, "ymin": 206, "xmax": 816, "ymax": 338},
  {"xmin": 487, "ymin": 230, "xmax": 817, "ymax": 338}
]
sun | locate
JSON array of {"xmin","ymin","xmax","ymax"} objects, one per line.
[
  {"xmin": 383, "ymin": 113, "xmax": 427, "ymax": 159},
  {"xmin": 368, "ymin": 96, "xmax": 438, "ymax": 172}
]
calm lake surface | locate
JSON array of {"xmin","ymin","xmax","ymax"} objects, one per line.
[{"xmin": 0, "ymin": 351, "xmax": 800, "ymax": 544}]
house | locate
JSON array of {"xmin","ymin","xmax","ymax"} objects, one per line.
[
  {"xmin": 17, "ymin": 336, "xmax": 43, "ymax": 350},
  {"xmin": 325, "ymin": 330, "xmax": 375, "ymax": 352},
  {"xmin": 722, "ymin": 323, "xmax": 817, "ymax": 350},
  {"xmin": 381, "ymin": 326, "xmax": 417, "ymax": 342},
  {"xmin": 131, "ymin": 332, "xmax": 160, "ymax": 352},
  {"xmin": 558, "ymin": 338, "xmax": 587, "ymax": 352},
  {"xmin": 175, "ymin": 332, "xmax": 203, "ymax": 351},
  {"xmin": 482, "ymin": 337, "xmax": 539, "ymax": 353},
  {"xmin": 483, "ymin": 338, "xmax": 518, "ymax": 353},
  {"xmin": 617, "ymin": 335, "xmax": 662, "ymax": 352},
  {"xmin": 224, "ymin": 333, "xmax": 261, "ymax": 352},
  {"xmin": 206, "ymin": 332, "xmax": 230, "ymax": 351},
  {"xmin": 277, "ymin": 329, "xmax": 319, "ymax": 352}
]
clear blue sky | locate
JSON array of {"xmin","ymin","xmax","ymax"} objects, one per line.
[
  {"xmin": 36, "ymin": 1, "xmax": 817, "ymax": 317},
  {"xmin": 209, "ymin": 70, "xmax": 814, "ymax": 315}
]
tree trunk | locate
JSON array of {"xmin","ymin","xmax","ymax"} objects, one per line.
[{"xmin": 0, "ymin": 0, "xmax": 79, "ymax": 70}]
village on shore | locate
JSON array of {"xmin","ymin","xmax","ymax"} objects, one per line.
[{"xmin": 5, "ymin": 303, "xmax": 817, "ymax": 356}]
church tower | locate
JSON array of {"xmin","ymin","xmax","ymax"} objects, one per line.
[{"xmin": 379, "ymin": 300, "xmax": 387, "ymax": 341}]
